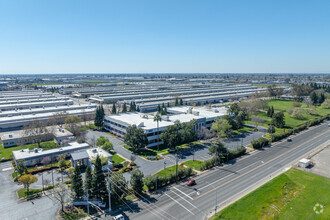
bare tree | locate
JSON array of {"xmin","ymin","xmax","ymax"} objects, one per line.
[
  {"xmin": 197, "ymin": 126, "xmax": 213, "ymax": 140},
  {"xmin": 48, "ymin": 112, "xmax": 69, "ymax": 127},
  {"xmin": 251, "ymin": 116, "xmax": 265, "ymax": 129},
  {"xmin": 64, "ymin": 115, "xmax": 82, "ymax": 136},
  {"xmin": 23, "ymin": 120, "xmax": 53, "ymax": 148},
  {"xmin": 50, "ymin": 184, "xmax": 69, "ymax": 213}
]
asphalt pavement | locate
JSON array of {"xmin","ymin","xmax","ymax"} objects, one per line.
[{"xmin": 105, "ymin": 122, "xmax": 330, "ymax": 220}]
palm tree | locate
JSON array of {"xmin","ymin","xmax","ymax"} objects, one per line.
[{"xmin": 154, "ymin": 113, "xmax": 162, "ymax": 151}]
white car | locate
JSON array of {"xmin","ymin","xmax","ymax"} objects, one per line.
[{"xmin": 113, "ymin": 214, "xmax": 125, "ymax": 220}]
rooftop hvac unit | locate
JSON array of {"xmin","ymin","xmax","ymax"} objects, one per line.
[
  {"xmin": 192, "ymin": 111, "xmax": 199, "ymax": 116},
  {"xmin": 213, "ymin": 109, "xmax": 219, "ymax": 113},
  {"xmin": 187, "ymin": 107, "xmax": 193, "ymax": 114},
  {"xmin": 138, "ymin": 122, "xmax": 144, "ymax": 127},
  {"xmin": 161, "ymin": 115, "xmax": 169, "ymax": 121}
]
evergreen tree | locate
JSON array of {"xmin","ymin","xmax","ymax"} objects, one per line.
[
  {"xmin": 110, "ymin": 172, "xmax": 127, "ymax": 205},
  {"xmin": 130, "ymin": 169, "xmax": 144, "ymax": 195},
  {"xmin": 167, "ymin": 102, "xmax": 170, "ymax": 107},
  {"xmin": 91, "ymin": 155, "xmax": 108, "ymax": 200},
  {"xmin": 111, "ymin": 103, "xmax": 117, "ymax": 114},
  {"xmin": 180, "ymin": 98, "xmax": 183, "ymax": 105},
  {"xmin": 266, "ymin": 107, "xmax": 270, "ymax": 117},
  {"xmin": 319, "ymin": 93, "xmax": 325, "ymax": 104},
  {"xmin": 271, "ymin": 106, "xmax": 274, "ymax": 117},
  {"xmin": 122, "ymin": 103, "xmax": 127, "ymax": 113},
  {"xmin": 175, "ymin": 97, "xmax": 179, "ymax": 106},
  {"xmin": 72, "ymin": 166, "xmax": 84, "ymax": 199},
  {"xmin": 84, "ymin": 165, "xmax": 93, "ymax": 194},
  {"xmin": 157, "ymin": 104, "xmax": 161, "ymax": 113},
  {"xmin": 129, "ymin": 102, "xmax": 133, "ymax": 112},
  {"xmin": 310, "ymin": 92, "xmax": 318, "ymax": 104},
  {"xmin": 94, "ymin": 106, "xmax": 104, "ymax": 129},
  {"xmin": 136, "ymin": 106, "xmax": 140, "ymax": 112}
]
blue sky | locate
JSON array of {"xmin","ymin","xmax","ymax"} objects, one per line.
[{"xmin": 0, "ymin": 0, "xmax": 329, "ymax": 74}]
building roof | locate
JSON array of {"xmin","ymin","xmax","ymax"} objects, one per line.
[
  {"xmin": 86, "ymin": 147, "xmax": 112, "ymax": 159},
  {"xmin": 12, "ymin": 142, "xmax": 90, "ymax": 161},
  {"xmin": 71, "ymin": 150, "xmax": 89, "ymax": 160}
]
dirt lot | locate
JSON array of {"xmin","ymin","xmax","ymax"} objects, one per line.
[{"xmin": 298, "ymin": 145, "xmax": 330, "ymax": 178}]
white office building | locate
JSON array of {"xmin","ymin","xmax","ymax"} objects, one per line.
[{"xmin": 104, "ymin": 106, "xmax": 227, "ymax": 148}]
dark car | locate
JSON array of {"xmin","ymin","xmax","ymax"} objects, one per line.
[
  {"xmin": 187, "ymin": 179, "xmax": 196, "ymax": 186},
  {"xmin": 287, "ymin": 138, "xmax": 292, "ymax": 142}
]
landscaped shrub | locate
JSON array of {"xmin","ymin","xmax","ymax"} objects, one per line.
[
  {"xmin": 251, "ymin": 137, "xmax": 269, "ymax": 149},
  {"xmin": 228, "ymin": 147, "xmax": 246, "ymax": 160},
  {"xmin": 143, "ymin": 176, "xmax": 156, "ymax": 190},
  {"xmin": 130, "ymin": 161, "xmax": 136, "ymax": 166}
]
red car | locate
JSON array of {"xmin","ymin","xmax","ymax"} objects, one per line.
[{"xmin": 187, "ymin": 179, "xmax": 196, "ymax": 186}]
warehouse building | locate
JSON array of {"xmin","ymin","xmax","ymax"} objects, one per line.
[{"xmin": 104, "ymin": 106, "xmax": 227, "ymax": 148}]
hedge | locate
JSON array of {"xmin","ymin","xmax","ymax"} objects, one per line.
[
  {"xmin": 143, "ymin": 167, "xmax": 193, "ymax": 191},
  {"xmin": 251, "ymin": 137, "xmax": 269, "ymax": 149},
  {"xmin": 27, "ymin": 161, "xmax": 71, "ymax": 175}
]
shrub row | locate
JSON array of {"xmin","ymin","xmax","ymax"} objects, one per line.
[
  {"xmin": 228, "ymin": 147, "xmax": 246, "ymax": 160},
  {"xmin": 200, "ymin": 156, "xmax": 220, "ymax": 171},
  {"xmin": 251, "ymin": 137, "xmax": 269, "ymax": 149},
  {"xmin": 143, "ymin": 167, "xmax": 193, "ymax": 191},
  {"xmin": 27, "ymin": 162, "xmax": 71, "ymax": 175}
]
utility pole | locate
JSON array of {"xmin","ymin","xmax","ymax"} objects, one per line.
[
  {"xmin": 175, "ymin": 153, "xmax": 178, "ymax": 184},
  {"xmin": 163, "ymin": 161, "xmax": 166, "ymax": 170},
  {"xmin": 241, "ymin": 136, "xmax": 243, "ymax": 147},
  {"xmin": 107, "ymin": 168, "xmax": 111, "ymax": 213},
  {"xmin": 155, "ymin": 176, "xmax": 158, "ymax": 191},
  {"xmin": 41, "ymin": 172, "xmax": 44, "ymax": 192},
  {"xmin": 215, "ymin": 188, "xmax": 218, "ymax": 214},
  {"xmin": 86, "ymin": 189, "xmax": 90, "ymax": 216},
  {"xmin": 51, "ymin": 169, "xmax": 54, "ymax": 187}
]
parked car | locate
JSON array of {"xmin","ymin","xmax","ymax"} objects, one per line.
[
  {"xmin": 187, "ymin": 179, "xmax": 196, "ymax": 186},
  {"xmin": 287, "ymin": 138, "xmax": 292, "ymax": 142},
  {"xmin": 113, "ymin": 214, "xmax": 125, "ymax": 220}
]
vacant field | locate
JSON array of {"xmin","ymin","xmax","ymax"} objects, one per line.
[{"xmin": 212, "ymin": 169, "xmax": 330, "ymax": 220}]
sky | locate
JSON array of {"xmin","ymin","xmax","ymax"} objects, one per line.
[{"xmin": 0, "ymin": 0, "xmax": 330, "ymax": 74}]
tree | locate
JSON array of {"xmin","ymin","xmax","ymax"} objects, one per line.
[
  {"xmin": 23, "ymin": 120, "xmax": 53, "ymax": 148},
  {"xmin": 208, "ymin": 141, "xmax": 228, "ymax": 162},
  {"xmin": 211, "ymin": 118, "xmax": 232, "ymax": 138},
  {"xmin": 71, "ymin": 166, "xmax": 84, "ymax": 199},
  {"xmin": 124, "ymin": 125, "xmax": 148, "ymax": 153},
  {"xmin": 157, "ymin": 104, "xmax": 161, "ymax": 113},
  {"xmin": 181, "ymin": 120, "xmax": 197, "ymax": 144},
  {"xmin": 58, "ymin": 154, "xmax": 66, "ymax": 171},
  {"xmin": 180, "ymin": 98, "xmax": 183, "ymax": 106},
  {"xmin": 130, "ymin": 169, "xmax": 144, "ymax": 195},
  {"xmin": 94, "ymin": 106, "xmax": 104, "ymax": 129},
  {"xmin": 16, "ymin": 160, "xmax": 27, "ymax": 176},
  {"xmin": 267, "ymin": 125, "xmax": 276, "ymax": 134},
  {"xmin": 267, "ymin": 106, "xmax": 271, "ymax": 117},
  {"xmin": 197, "ymin": 126, "xmax": 213, "ymax": 140},
  {"xmin": 228, "ymin": 103, "xmax": 240, "ymax": 116},
  {"xmin": 175, "ymin": 97, "xmax": 179, "ymax": 106},
  {"xmin": 321, "ymin": 99, "xmax": 330, "ymax": 108},
  {"xmin": 91, "ymin": 155, "xmax": 108, "ymax": 200},
  {"xmin": 111, "ymin": 103, "xmax": 117, "ymax": 114},
  {"xmin": 48, "ymin": 112, "xmax": 69, "ymax": 126},
  {"xmin": 84, "ymin": 165, "xmax": 93, "ymax": 193},
  {"xmin": 51, "ymin": 183, "xmax": 68, "ymax": 213},
  {"xmin": 102, "ymin": 141, "xmax": 113, "ymax": 152},
  {"xmin": 160, "ymin": 122, "xmax": 182, "ymax": 149},
  {"xmin": 272, "ymin": 112, "xmax": 285, "ymax": 128},
  {"xmin": 270, "ymin": 106, "xmax": 274, "ymax": 117},
  {"xmin": 291, "ymin": 108, "xmax": 306, "ymax": 120},
  {"xmin": 65, "ymin": 115, "xmax": 82, "ymax": 135},
  {"xmin": 122, "ymin": 103, "xmax": 127, "ymax": 113},
  {"xmin": 310, "ymin": 92, "xmax": 318, "ymax": 104},
  {"xmin": 235, "ymin": 111, "xmax": 245, "ymax": 129},
  {"xmin": 154, "ymin": 113, "xmax": 162, "ymax": 151},
  {"xmin": 319, "ymin": 93, "xmax": 325, "ymax": 104},
  {"xmin": 41, "ymin": 156, "xmax": 51, "ymax": 166},
  {"xmin": 18, "ymin": 174, "xmax": 38, "ymax": 194},
  {"xmin": 167, "ymin": 102, "xmax": 170, "ymax": 107},
  {"xmin": 96, "ymin": 136, "xmax": 109, "ymax": 147},
  {"xmin": 110, "ymin": 172, "xmax": 127, "ymax": 205},
  {"xmin": 251, "ymin": 116, "xmax": 264, "ymax": 128}
]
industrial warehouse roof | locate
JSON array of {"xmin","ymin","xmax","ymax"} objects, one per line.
[{"xmin": 71, "ymin": 150, "xmax": 89, "ymax": 160}]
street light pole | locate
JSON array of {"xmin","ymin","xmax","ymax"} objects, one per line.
[{"xmin": 107, "ymin": 168, "xmax": 111, "ymax": 213}]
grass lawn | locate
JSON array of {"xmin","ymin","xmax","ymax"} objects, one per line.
[
  {"xmin": 232, "ymin": 126, "xmax": 254, "ymax": 135},
  {"xmin": 17, "ymin": 188, "xmax": 42, "ymax": 198},
  {"xmin": 0, "ymin": 141, "xmax": 58, "ymax": 159},
  {"xmin": 112, "ymin": 153, "xmax": 125, "ymax": 164},
  {"xmin": 154, "ymin": 165, "xmax": 187, "ymax": 177},
  {"xmin": 61, "ymin": 212, "xmax": 87, "ymax": 220},
  {"xmin": 183, "ymin": 160, "xmax": 204, "ymax": 171},
  {"xmin": 212, "ymin": 169, "xmax": 330, "ymax": 220}
]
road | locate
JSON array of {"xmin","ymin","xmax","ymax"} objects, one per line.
[{"xmin": 107, "ymin": 122, "xmax": 330, "ymax": 220}]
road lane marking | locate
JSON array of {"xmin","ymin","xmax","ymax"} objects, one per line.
[
  {"xmin": 172, "ymin": 187, "xmax": 193, "ymax": 200},
  {"xmin": 165, "ymin": 193, "xmax": 195, "ymax": 215},
  {"xmin": 195, "ymin": 129, "xmax": 329, "ymax": 200},
  {"xmin": 170, "ymin": 190, "xmax": 199, "ymax": 210},
  {"xmin": 188, "ymin": 160, "xmax": 262, "ymax": 195}
]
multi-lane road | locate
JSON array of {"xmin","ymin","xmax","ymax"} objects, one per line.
[{"xmin": 110, "ymin": 122, "xmax": 330, "ymax": 220}]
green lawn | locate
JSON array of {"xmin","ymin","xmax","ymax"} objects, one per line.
[
  {"xmin": 183, "ymin": 160, "xmax": 204, "ymax": 171},
  {"xmin": 154, "ymin": 165, "xmax": 187, "ymax": 177},
  {"xmin": 17, "ymin": 188, "xmax": 42, "ymax": 198},
  {"xmin": 212, "ymin": 169, "xmax": 330, "ymax": 220},
  {"xmin": 112, "ymin": 153, "xmax": 125, "ymax": 164},
  {"xmin": 0, "ymin": 141, "xmax": 59, "ymax": 159}
]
